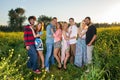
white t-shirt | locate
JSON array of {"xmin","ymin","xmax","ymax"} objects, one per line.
[
  {"xmin": 68, "ymin": 25, "xmax": 78, "ymax": 44},
  {"xmin": 81, "ymin": 29, "xmax": 87, "ymax": 39}
]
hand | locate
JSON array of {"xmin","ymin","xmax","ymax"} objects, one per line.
[
  {"xmin": 79, "ymin": 34, "xmax": 82, "ymax": 38},
  {"xmin": 51, "ymin": 28, "xmax": 54, "ymax": 33},
  {"xmin": 87, "ymin": 43, "xmax": 92, "ymax": 46},
  {"xmin": 69, "ymin": 30, "xmax": 72, "ymax": 34},
  {"xmin": 30, "ymin": 26, "xmax": 33, "ymax": 30},
  {"xmin": 51, "ymin": 35, "xmax": 54, "ymax": 38},
  {"xmin": 26, "ymin": 46, "xmax": 30, "ymax": 50}
]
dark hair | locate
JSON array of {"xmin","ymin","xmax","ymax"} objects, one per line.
[
  {"xmin": 52, "ymin": 17, "xmax": 57, "ymax": 20},
  {"xmin": 69, "ymin": 18, "xmax": 74, "ymax": 21},
  {"xmin": 85, "ymin": 17, "xmax": 91, "ymax": 21},
  {"xmin": 57, "ymin": 22, "xmax": 62, "ymax": 30},
  {"xmin": 28, "ymin": 16, "xmax": 36, "ymax": 21}
]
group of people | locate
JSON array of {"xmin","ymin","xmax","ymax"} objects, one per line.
[{"xmin": 24, "ymin": 16, "xmax": 97, "ymax": 74}]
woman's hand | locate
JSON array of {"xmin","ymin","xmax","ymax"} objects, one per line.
[
  {"xmin": 26, "ymin": 46, "xmax": 30, "ymax": 50},
  {"xmin": 30, "ymin": 26, "xmax": 34, "ymax": 30},
  {"xmin": 79, "ymin": 34, "xmax": 82, "ymax": 38}
]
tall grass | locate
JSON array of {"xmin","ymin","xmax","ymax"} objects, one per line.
[{"xmin": 0, "ymin": 27, "xmax": 120, "ymax": 80}]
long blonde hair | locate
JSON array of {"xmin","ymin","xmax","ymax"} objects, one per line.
[
  {"xmin": 63, "ymin": 22, "xmax": 68, "ymax": 32},
  {"xmin": 78, "ymin": 20, "xmax": 88, "ymax": 34}
]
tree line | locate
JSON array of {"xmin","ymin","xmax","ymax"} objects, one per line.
[{"xmin": 0, "ymin": 7, "xmax": 120, "ymax": 32}]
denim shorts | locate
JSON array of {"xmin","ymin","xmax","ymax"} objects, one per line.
[{"xmin": 35, "ymin": 38, "xmax": 44, "ymax": 51}]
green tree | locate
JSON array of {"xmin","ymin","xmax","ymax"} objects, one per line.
[
  {"xmin": 38, "ymin": 15, "xmax": 52, "ymax": 30},
  {"xmin": 8, "ymin": 8, "xmax": 26, "ymax": 31}
]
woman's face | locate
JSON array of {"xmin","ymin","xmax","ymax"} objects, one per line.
[
  {"xmin": 82, "ymin": 22, "xmax": 86, "ymax": 27},
  {"xmin": 80, "ymin": 21, "xmax": 86, "ymax": 28},
  {"xmin": 64, "ymin": 23, "xmax": 68, "ymax": 30},
  {"xmin": 38, "ymin": 23, "xmax": 42, "ymax": 30},
  {"xmin": 57, "ymin": 23, "xmax": 60, "ymax": 29}
]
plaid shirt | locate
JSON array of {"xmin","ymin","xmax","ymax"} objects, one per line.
[{"xmin": 24, "ymin": 25, "xmax": 35, "ymax": 46}]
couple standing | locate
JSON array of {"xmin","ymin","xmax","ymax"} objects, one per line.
[
  {"xmin": 24, "ymin": 16, "xmax": 44, "ymax": 74},
  {"xmin": 75, "ymin": 17, "xmax": 97, "ymax": 67}
]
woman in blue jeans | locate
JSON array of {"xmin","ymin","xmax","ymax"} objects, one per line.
[{"xmin": 74, "ymin": 20, "xmax": 88, "ymax": 67}]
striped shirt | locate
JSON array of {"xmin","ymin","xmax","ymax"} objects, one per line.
[{"xmin": 24, "ymin": 25, "xmax": 35, "ymax": 46}]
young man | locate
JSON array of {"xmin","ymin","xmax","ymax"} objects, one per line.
[
  {"xmin": 24, "ymin": 16, "xmax": 41, "ymax": 74},
  {"xmin": 45, "ymin": 17, "xmax": 57, "ymax": 72},
  {"xmin": 68, "ymin": 18, "xmax": 78, "ymax": 64},
  {"xmin": 85, "ymin": 17, "xmax": 97, "ymax": 64}
]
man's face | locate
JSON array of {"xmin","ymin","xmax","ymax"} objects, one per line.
[
  {"xmin": 29, "ymin": 19, "xmax": 35, "ymax": 25},
  {"xmin": 53, "ymin": 19, "xmax": 57, "ymax": 26},
  {"xmin": 54, "ymin": 19, "xmax": 57, "ymax": 24},
  {"xmin": 69, "ymin": 19, "xmax": 74, "ymax": 25},
  {"xmin": 84, "ymin": 18, "xmax": 90, "ymax": 25}
]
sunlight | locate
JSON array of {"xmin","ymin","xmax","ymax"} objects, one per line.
[{"xmin": 102, "ymin": 3, "xmax": 120, "ymax": 23}]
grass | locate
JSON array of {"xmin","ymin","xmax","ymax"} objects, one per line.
[{"xmin": 0, "ymin": 26, "xmax": 120, "ymax": 80}]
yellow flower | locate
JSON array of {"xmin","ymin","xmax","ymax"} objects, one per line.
[
  {"xmin": 42, "ymin": 69, "xmax": 44, "ymax": 72},
  {"xmin": 51, "ymin": 74, "xmax": 54, "ymax": 77},
  {"xmin": 11, "ymin": 52, "xmax": 13, "ymax": 54},
  {"xmin": 9, "ymin": 50, "xmax": 11, "ymax": 52},
  {"xmin": 44, "ymin": 72, "xmax": 46, "ymax": 74},
  {"xmin": 21, "ymin": 77, "xmax": 24, "ymax": 80},
  {"xmin": 11, "ymin": 49, "xmax": 14, "ymax": 51},
  {"xmin": 42, "ymin": 74, "xmax": 45, "ymax": 78},
  {"xmin": 18, "ymin": 54, "xmax": 21, "ymax": 57}
]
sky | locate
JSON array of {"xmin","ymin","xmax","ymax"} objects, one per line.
[{"xmin": 0, "ymin": 0, "xmax": 120, "ymax": 25}]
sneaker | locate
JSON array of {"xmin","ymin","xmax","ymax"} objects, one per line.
[
  {"xmin": 85, "ymin": 69, "xmax": 89, "ymax": 73},
  {"xmin": 33, "ymin": 69, "xmax": 41, "ymax": 74},
  {"xmin": 45, "ymin": 67, "xmax": 50, "ymax": 73}
]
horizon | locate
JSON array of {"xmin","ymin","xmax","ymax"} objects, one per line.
[{"xmin": 0, "ymin": 0, "xmax": 120, "ymax": 25}]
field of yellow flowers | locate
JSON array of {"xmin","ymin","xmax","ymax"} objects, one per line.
[{"xmin": 0, "ymin": 27, "xmax": 120, "ymax": 80}]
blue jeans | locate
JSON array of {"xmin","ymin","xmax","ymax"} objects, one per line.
[
  {"xmin": 27, "ymin": 45, "xmax": 38, "ymax": 71},
  {"xmin": 45, "ymin": 43, "xmax": 55, "ymax": 70},
  {"xmin": 74, "ymin": 38, "xmax": 87, "ymax": 67}
]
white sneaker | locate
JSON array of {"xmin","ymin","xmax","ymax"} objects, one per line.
[
  {"xmin": 85, "ymin": 69, "xmax": 89, "ymax": 73},
  {"xmin": 45, "ymin": 67, "xmax": 50, "ymax": 73}
]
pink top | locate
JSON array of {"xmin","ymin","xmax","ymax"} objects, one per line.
[{"xmin": 53, "ymin": 29, "xmax": 62, "ymax": 42}]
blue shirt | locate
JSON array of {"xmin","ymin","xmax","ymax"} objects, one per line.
[
  {"xmin": 37, "ymin": 31, "xmax": 43, "ymax": 35},
  {"xmin": 46, "ymin": 23, "xmax": 55, "ymax": 43}
]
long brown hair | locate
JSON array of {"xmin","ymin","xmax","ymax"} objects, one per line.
[
  {"xmin": 57, "ymin": 22, "xmax": 62, "ymax": 30},
  {"xmin": 36, "ymin": 22, "xmax": 42, "ymax": 32}
]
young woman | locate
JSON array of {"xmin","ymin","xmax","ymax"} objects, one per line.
[
  {"xmin": 61, "ymin": 22, "xmax": 71, "ymax": 70},
  {"xmin": 74, "ymin": 20, "xmax": 88, "ymax": 67},
  {"xmin": 51, "ymin": 22, "xmax": 62, "ymax": 69},
  {"xmin": 30, "ymin": 22, "xmax": 45, "ymax": 68}
]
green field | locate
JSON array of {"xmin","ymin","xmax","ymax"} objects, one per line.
[{"xmin": 0, "ymin": 27, "xmax": 120, "ymax": 80}]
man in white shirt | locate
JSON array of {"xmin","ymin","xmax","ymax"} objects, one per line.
[{"xmin": 68, "ymin": 18, "xmax": 78, "ymax": 64}]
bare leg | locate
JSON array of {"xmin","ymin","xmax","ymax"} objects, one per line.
[
  {"xmin": 64, "ymin": 52, "xmax": 70, "ymax": 69},
  {"xmin": 58, "ymin": 50, "xmax": 61, "ymax": 62},
  {"xmin": 54, "ymin": 48, "xmax": 61, "ymax": 68},
  {"xmin": 38, "ymin": 51, "xmax": 44, "ymax": 68}
]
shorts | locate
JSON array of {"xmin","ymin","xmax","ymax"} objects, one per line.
[
  {"xmin": 35, "ymin": 38, "xmax": 44, "ymax": 51},
  {"xmin": 54, "ymin": 41, "xmax": 61, "ymax": 49}
]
